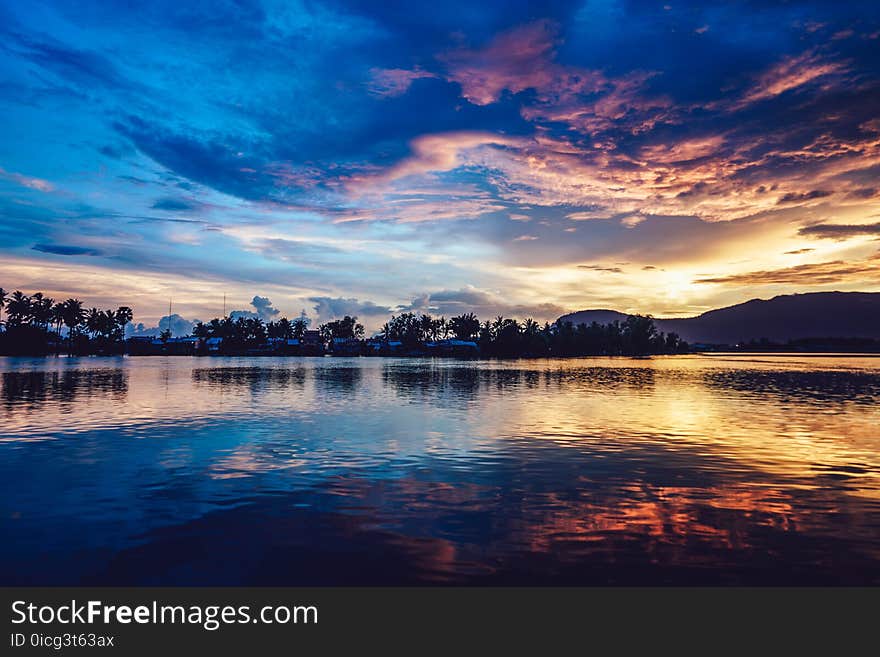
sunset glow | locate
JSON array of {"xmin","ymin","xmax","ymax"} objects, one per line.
[{"xmin": 2, "ymin": 1, "xmax": 879, "ymax": 331}]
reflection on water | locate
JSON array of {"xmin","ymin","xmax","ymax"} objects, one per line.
[
  {"xmin": 1, "ymin": 354, "xmax": 879, "ymax": 584},
  {"xmin": 192, "ymin": 366, "xmax": 307, "ymax": 392},
  {"xmin": 2, "ymin": 367, "xmax": 128, "ymax": 410}
]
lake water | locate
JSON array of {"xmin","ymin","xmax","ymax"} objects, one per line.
[{"xmin": 1, "ymin": 354, "xmax": 879, "ymax": 585}]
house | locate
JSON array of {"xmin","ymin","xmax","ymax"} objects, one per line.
[
  {"xmin": 165, "ymin": 336, "xmax": 201, "ymax": 355},
  {"xmin": 424, "ymin": 339, "xmax": 479, "ymax": 357},
  {"xmin": 330, "ymin": 337, "xmax": 362, "ymax": 356},
  {"xmin": 126, "ymin": 335, "xmax": 202, "ymax": 356},
  {"xmin": 302, "ymin": 330, "xmax": 322, "ymax": 345},
  {"xmin": 300, "ymin": 330, "xmax": 325, "ymax": 355},
  {"xmin": 366, "ymin": 339, "xmax": 403, "ymax": 355},
  {"xmin": 206, "ymin": 337, "xmax": 223, "ymax": 353},
  {"xmin": 126, "ymin": 336, "xmax": 155, "ymax": 355}
]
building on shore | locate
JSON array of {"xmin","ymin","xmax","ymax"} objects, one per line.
[{"xmin": 424, "ymin": 339, "xmax": 479, "ymax": 356}]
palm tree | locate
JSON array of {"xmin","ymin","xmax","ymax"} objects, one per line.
[
  {"xmin": 85, "ymin": 308, "xmax": 102, "ymax": 338},
  {"xmin": 29, "ymin": 293, "xmax": 55, "ymax": 330},
  {"xmin": 6, "ymin": 291, "xmax": 31, "ymax": 328},
  {"xmin": 449, "ymin": 313, "xmax": 479, "ymax": 341},
  {"xmin": 114, "ymin": 306, "xmax": 133, "ymax": 342},
  {"xmin": 491, "ymin": 316, "xmax": 506, "ymax": 342},
  {"xmin": 60, "ymin": 299, "xmax": 85, "ymax": 354},
  {"xmin": 51, "ymin": 302, "xmax": 63, "ymax": 334},
  {"xmin": 0, "ymin": 287, "xmax": 6, "ymax": 329},
  {"xmin": 100, "ymin": 310, "xmax": 116, "ymax": 340},
  {"xmin": 51, "ymin": 302, "xmax": 64, "ymax": 354}
]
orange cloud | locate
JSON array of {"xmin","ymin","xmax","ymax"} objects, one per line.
[
  {"xmin": 799, "ymin": 222, "xmax": 880, "ymax": 239},
  {"xmin": 696, "ymin": 253, "xmax": 880, "ymax": 285},
  {"xmin": 368, "ymin": 131, "xmax": 524, "ymax": 183},
  {"xmin": 732, "ymin": 50, "xmax": 847, "ymax": 109}
]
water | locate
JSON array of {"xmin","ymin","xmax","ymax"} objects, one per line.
[{"xmin": 1, "ymin": 354, "xmax": 879, "ymax": 585}]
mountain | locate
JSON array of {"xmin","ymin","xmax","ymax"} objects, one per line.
[{"xmin": 557, "ymin": 292, "xmax": 880, "ymax": 345}]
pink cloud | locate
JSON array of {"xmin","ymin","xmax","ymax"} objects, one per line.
[
  {"xmin": 359, "ymin": 131, "xmax": 524, "ymax": 185},
  {"xmin": 639, "ymin": 136, "xmax": 725, "ymax": 164},
  {"xmin": 440, "ymin": 20, "xmax": 604, "ymax": 106},
  {"xmin": 439, "ymin": 21, "xmax": 672, "ymax": 137},
  {"xmin": 732, "ymin": 50, "xmax": 846, "ymax": 109},
  {"xmin": 522, "ymin": 71, "xmax": 674, "ymax": 136},
  {"xmin": 367, "ymin": 67, "xmax": 437, "ymax": 97},
  {"xmin": 0, "ymin": 167, "xmax": 54, "ymax": 192}
]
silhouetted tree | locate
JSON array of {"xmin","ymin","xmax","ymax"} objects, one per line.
[
  {"xmin": 114, "ymin": 307, "xmax": 133, "ymax": 341},
  {"xmin": 320, "ymin": 315, "xmax": 365, "ymax": 341},
  {"xmin": 622, "ymin": 314, "xmax": 657, "ymax": 356},
  {"xmin": 6, "ymin": 291, "xmax": 31, "ymax": 327},
  {"xmin": 59, "ymin": 299, "xmax": 85, "ymax": 354},
  {"xmin": 449, "ymin": 313, "xmax": 480, "ymax": 341},
  {"xmin": 0, "ymin": 291, "xmax": 133, "ymax": 355}
]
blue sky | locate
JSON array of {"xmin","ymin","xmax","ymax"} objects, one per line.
[{"xmin": 1, "ymin": 0, "xmax": 880, "ymax": 332}]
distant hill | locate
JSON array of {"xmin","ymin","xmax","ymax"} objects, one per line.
[{"xmin": 557, "ymin": 292, "xmax": 880, "ymax": 345}]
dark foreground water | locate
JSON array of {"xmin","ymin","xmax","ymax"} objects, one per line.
[{"xmin": 1, "ymin": 355, "xmax": 879, "ymax": 585}]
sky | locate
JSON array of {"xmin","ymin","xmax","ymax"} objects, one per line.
[{"xmin": 1, "ymin": 0, "xmax": 879, "ymax": 334}]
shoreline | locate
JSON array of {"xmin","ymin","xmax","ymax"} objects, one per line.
[{"xmin": 3, "ymin": 351, "xmax": 880, "ymax": 360}]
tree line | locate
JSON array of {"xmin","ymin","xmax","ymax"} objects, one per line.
[
  {"xmin": 1, "ymin": 286, "xmax": 687, "ymax": 357},
  {"xmin": 190, "ymin": 314, "xmax": 365, "ymax": 351},
  {"xmin": 0, "ymin": 288, "xmax": 132, "ymax": 355},
  {"xmin": 190, "ymin": 310, "xmax": 684, "ymax": 356},
  {"xmin": 380, "ymin": 311, "xmax": 687, "ymax": 356}
]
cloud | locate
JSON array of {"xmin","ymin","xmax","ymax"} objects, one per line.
[
  {"xmin": 309, "ymin": 297, "xmax": 395, "ymax": 321},
  {"xmin": 99, "ymin": 143, "xmax": 135, "ymax": 159},
  {"xmin": 229, "ymin": 295, "xmax": 282, "ymax": 322},
  {"xmin": 640, "ymin": 136, "xmax": 725, "ymax": 164},
  {"xmin": 0, "ymin": 167, "xmax": 54, "ymax": 192},
  {"xmin": 439, "ymin": 20, "xmax": 671, "ymax": 136},
  {"xmin": 566, "ymin": 211, "xmax": 607, "ymax": 221},
  {"xmin": 364, "ymin": 131, "xmax": 524, "ymax": 184},
  {"xmin": 118, "ymin": 121, "xmax": 281, "ymax": 202},
  {"xmin": 402, "ymin": 286, "xmax": 566, "ymax": 321},
  {"xmin": 4, "ymin": 2, "xmax": 880, "ymax": 326},
  {"xmin": 367, "ymin": 67, "xmax": 437, "ymax": 97},
  {"xmin": 250, "ymin": 295, "xmax": 280, "ymax": 321},
  {"xmin": 776, "ymin": 190, "xmax": 832, "ymax": 204},
  {"xmin": 151, "ymin": 197, "xmax": 202, "ymax": 212},
  {"xmin": 521, "ymin": 70, "xmax": 673, "ymax": 136},
  {"xmin": 11, "ymin": 32, "xmax": 133, "ymax": 92},
  {"xmin": 696, "ymin": 255, "xmax": 880, "ymax": 286},
  {"xmin": 732, "ymin": 50, "xmax": 847, "ymax": 109},
  {"xmin": 32, "ymin": 243, "xmax": 103, "ymax": 256},
  {"xmin": 798, "ymin": 222, "xmax": 880, "ymax": 239},
  {"xmin": 846, "ymin": 187, "xmax": 877, "ymax": 199},
  {"xmin": 578, "ymin": 264, "xmax": 624, "ymax": 274},
  {"xmin": 440, "ymin": 19, "xmax": 603, "ymax": 106},
  {"xmin": 127, "ymin": 314, "xmax": 198, "ymax": 338}
]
